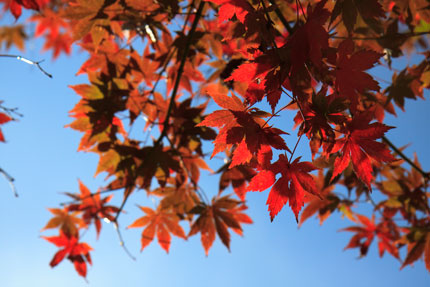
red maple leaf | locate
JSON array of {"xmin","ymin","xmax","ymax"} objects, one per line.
[
  {"xmin": 0, "ymin": 112, "xmax": 12, "ymax": 142},
  {"xmin": 335, "ymin": 39, "xmax": 383, "ymax": 109},
  {"xmin": 31, "ymin": 8, "xmax": 68, "ymax": 37},
  {"xmin": 287, "ymin": 0, "xmax": 330, "ymax": 74},
  {"xmin": 401, "ymin": 232, "xmax": 430, "ymax": 271},
  {"xmin": 341, "ymin": 213, "xmax": 399, "ymax": 259},
  {"xmin": 247, "ymin": 155, "xmax": 319, "ymax": 221},
  {"xmin": 341, "ymin": 214, "xmax": 376, "ymax": 257},
  {"xmin": 225, "ymin": 51, "xmax": 285, "ymax": 111},
  {"xmin": 219, "ymin": 165, "xmax": 257, "ymax": 200},
  {"xmin": 42, "ymin": 31, "xmax": 73, "ymax": 59},
  {"xmin": 43, "ymin": 231, "xmax": 93, "ymax": 278},
  {"xmin": 294, "ymin": 87, "xmax": 347, "ymax": 157},
  {"xmin": 4, "ymin": 0, "xmax": 47, "ymax": 19},
  {"xmin": 330, "ymin": 113, "xmax": 397, "ymax": 190},
  {"xmin": 298, "ymin": 169, "xmax": 336, "ymax": 226},
  {"xmin": 197, "ymin": 86, "xmax": 289, "ymax": 167},
  {"xmin": 208, "ymin": 0, "xmax": 254, "ymax": 24},
  {"xmin": 330, "ymin": 0, "xmax": 385, "ymax": 33}
]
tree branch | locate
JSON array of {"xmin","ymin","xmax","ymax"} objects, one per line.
[
  {"xmin": 0, "ymin": 54, "xmax": 52, "ymax": 78},
  {"xmin": 113, "ymin": 221, "xmax": 136, "ymax": 260},
  {"xmin": 0, "ymin": 167, "xmax": 18, "ymax": 197},
  {"xmin": 155, "ymin": 1, "xmax": 205, "ymax": 146},
  {"xmin": 382, "ymin": 136, "xmax": 430, "ymax": 180},
  {"xmin": 268, "ymin": 0, "xmax": 293, "ymax": 34},
  {"xmin": 260, "ymin": 0, "xmax": 281, "ymax": 54},
  {"xmin": 329, "ymin": 31, "xmax": 430, "ymax": 41},
  {"xmin": 114, "ymin": 187, "xmax": 133, "ymax": 222}
]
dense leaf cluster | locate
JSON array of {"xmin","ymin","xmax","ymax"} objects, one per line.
[{"xmin": 0, "ymin": 0, "xmax": 429, "ymax": 278}]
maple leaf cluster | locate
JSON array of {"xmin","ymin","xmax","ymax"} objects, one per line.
[
  {"xmin": 41, "ymin": 180, "xmax": 118, "ymax": 277},
  {"xmin": 0, "ymin": 0, "xmax": 429, "ymax": 278}
]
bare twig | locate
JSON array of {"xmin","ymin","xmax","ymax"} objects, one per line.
[
  {"xmin": 0, "ymin": 54, "xmax": 52, "ymax": 78},
  {"xmin": 296, "ymin": 0, "xmax": 307, "ymax": 21},
  {"xmin": 260, "ymin": 0, "xmax": 282, "ymax": 59},
  {"xmin": 0, "ymin": 105, "xmax": 23, "ymax": 118},
  {"xmin": 113, "ymin": 221, "xmax": 136, "ymax": 260},
  {"xmin": 262, "ymin": 103, "xmax": 290, "ymax": 128},
  {"xmin": 289, "ymin": 133, "xmax": 303, "ymax": 163},
  {"xmin": 0, "ymin": 167, "xmax": 18, "ymax": 197},
  {"xmin": 114, "ymin": 189, "xmax": 133, "ymax": 222}
]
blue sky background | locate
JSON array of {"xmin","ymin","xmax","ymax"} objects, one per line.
[{"xmin": 0, "ymin": 10, "xmax": 429, "ymax": 287}]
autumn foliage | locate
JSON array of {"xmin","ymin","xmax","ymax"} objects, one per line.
[{"xmin": 0, "ymin": 0, "xmax": 430, "ymax": 278}]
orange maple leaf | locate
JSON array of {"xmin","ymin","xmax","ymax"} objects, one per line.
[
  {"xmin": 128, "ymin": 206, "xmax": 186, "ymax": 253},
  {"xmin": 188, "ymin": 196, "xmax": 252, "ymax": 255}
]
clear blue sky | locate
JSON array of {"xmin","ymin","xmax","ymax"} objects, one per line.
[{"xmin": 0, "ymin": 12, "xmax": 429, "ymax": 287}]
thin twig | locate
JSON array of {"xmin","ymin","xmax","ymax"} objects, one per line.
[
  {"xmin": 296, "ymin": 0, "xmax": 307, "ymax": 21},
  {"xmin": 114, "ymin": 189, "xmax": 133, "ymax": 222},
  {"xmin": 262, "ymin": 103, "xmax": 290, "ymax": 128},
  {"xmin": 0, "ymin": 105, "xmax": 23, "ymax": 118},
  {"xmin": 289, "ymin": 133, "xmax": 303, "ymax": 163},
  {"xmin": 165, "ymin": 136, "xmax": 209, "ymax": 204},
  {"xmin": 155, "ymin": 1, "xmax": 206, "ymax": 146},
  {"xmin": 382, "ymin": 136, "xmax": 430, "ymax": 180},
  {"xmin": 260, "ymin": 0, "xmax": 283, "ymax": 60},
  {"xmin": 0, "ymin": 167, "xmax": 18, "ymax": 197},
  {"xmin": 150, "ymin": 48, "xmax": 177, "ymax": 95},
  {"xmin": 0, "ymin": 54, "xmax": 52, "ymax": 78},
  {"xmin": 113, "ymin": 221, "xmax": 136, "ymax": 260},
  {"xmin": 328, "ymin": 18, "xmax": 342, "ymax": 34},
  {"xmin": 287, "ymin": 88, "xmax": 307, "ymax": 127},
  {"xmin": 142, "ymin": 1, "xmax": 196, "ymax": 136},
  {"xmin": 365, "ymin": 193, "xmax": 384, "ymax": 216}
]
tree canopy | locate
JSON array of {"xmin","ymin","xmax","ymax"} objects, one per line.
[{"xmin": 0, "ymin": 0, "xmax": 429, "ymax": 279}]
